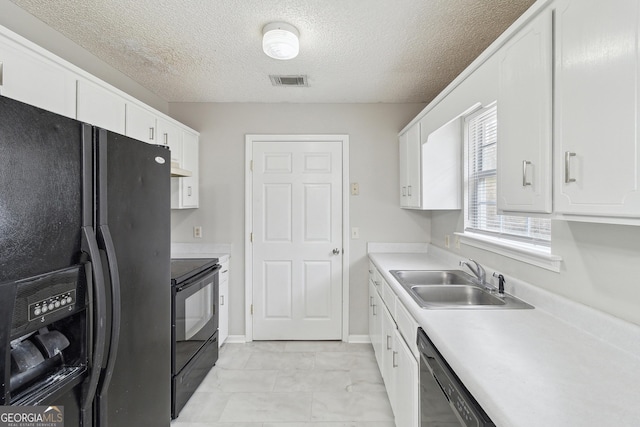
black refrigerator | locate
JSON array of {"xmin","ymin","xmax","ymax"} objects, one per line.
[{"xmin": 0, "ymin": 95, "xmax": 171, "ymax": 427}]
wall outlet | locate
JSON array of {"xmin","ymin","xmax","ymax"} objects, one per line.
[
  {"xmin": 454, "ymin": 235, "xmax": 460, "ymax": 249},
  {"xmin": 444, "ymin": 235, "xmax": 450, "ymax": 248},
  {"xmin": 351, "ymin": 227, "xmax": 360, "ymax": 239},
  {"xmin": 193, "ymin": 226, "xmax": 203, "ymax": 238}
]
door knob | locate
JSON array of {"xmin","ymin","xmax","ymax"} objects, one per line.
[{"xmin": 332, "ymin": 248, "xmax": 340, "ymax": 255}]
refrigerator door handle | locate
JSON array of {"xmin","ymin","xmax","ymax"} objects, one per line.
[
  {"xmin": 96, "ymin": 224, "xmax": 121, "ymax": 427},
  {"xmin": 81, "ymin": 226, "xmax": 107, "ymax": 427}
]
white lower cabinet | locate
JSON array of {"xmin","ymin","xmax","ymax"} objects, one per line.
[
  {"xmin": 392, "ymin": 328, "xmax": 420, "ymax": 427},
  {"xmin": 368, "ymin": 277, "xmax": 383, "ymax": 368},
  {"xmin": 369, "ymin": 264, "xmax": 419, "ymax": 427},
  {"xmin": 218, "ymin": 259, "xmax": 229, "ymax": 346},
  {"xmin": 381, "ymin": 304, "xmax": 396, "ymax": 399}
]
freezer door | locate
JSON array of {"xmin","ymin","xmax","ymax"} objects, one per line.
[
  {"xmin": 95, "ymin": 129, "xmax": 171, "ymax": 427},
  {"xmin": 0, "ymin": 96, "xmax": 85, "ymax": 283}
]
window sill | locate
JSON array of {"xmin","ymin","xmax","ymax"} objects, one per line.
[{"xmin": 454, "ymin": 232, "xmax": 562, "ymax": 272}]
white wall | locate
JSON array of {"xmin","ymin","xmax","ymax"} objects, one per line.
[
  {"xmin": 0, "ymin": 0, "xmax": 168, "ymax": 112},
  {"xmin": 168, "ymin": 102, "xmax": 430, "ymax": 338}
]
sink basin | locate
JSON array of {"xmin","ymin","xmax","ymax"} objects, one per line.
[
  {"xmin": 390, "ymin": 270, "xmax": 476, "ymax": 285},
  {"xmin": 411, "ymin": 285, "xmax": 505, "ymax": 306},
  {"xmin": 389, "ymin": 269, "xmax": 533, "ymax": 309}
]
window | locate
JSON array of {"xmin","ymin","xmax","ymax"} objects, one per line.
[{"xmin": 464, "ymin": 104, "xmax": 551, "ymax": 246}]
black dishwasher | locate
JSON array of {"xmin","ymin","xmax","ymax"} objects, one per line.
[{"xmin": 417, "ymin": 328, "xmax": 495, "ymax": 426}]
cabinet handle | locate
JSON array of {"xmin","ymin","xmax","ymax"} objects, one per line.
[
  {"xmin": 370, "ymin": 296, "xmax": 374, "ymax": 307},
  {"xmin": 392, "ymin": 351, "xmax": 398, "ymax": 367},
  {"xmin": 407, "ymin": 185, "xmax": 412, "ymax": 197},
  {"xmin": 372, "ymin": 304, "xmax": 377, "ymax": 316},
  {"xmin": 565, "ymin": 152, "xmax": 576, "ymax": 183},
  {"xmin": 522, "ymin": 160, "xmax": 532, "ymax": 187},
  {"xmin": 402, "ymin": 186, "xmax": 407, "ymax": 196},
  {"xmin": 386, "ymin": 335, "xmax": 392, "ymax": 350},
  {"xmin": 0, "ymin": 62, "xmax": 3, "ymax": 86},
  {"xmin": 149, "ymin": 127, "xmax": 155, "ymax": 141},
  {"xmin": 163, "ymin": 133, "xmax": 168, "ymax": 145},
  {"xmin": 220, "ymin": 295, "xmax": 225, "ymax": 306},
  {"xmin": 187, "ymin": 186, "xmax": 192, "ymax": 196}
]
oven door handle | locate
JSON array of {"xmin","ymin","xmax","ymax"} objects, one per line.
[{"xmin": 175, "ymin": 265, "xmax": 221, "ymax": 293}]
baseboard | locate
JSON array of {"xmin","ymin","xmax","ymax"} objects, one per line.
[
  {"xmin": 224, "ymin": 335, "xmax": 247, "ymax": 344},
  {"xmin": 347, "ymin": 334, "xmax": 371, "ymax": 344}
]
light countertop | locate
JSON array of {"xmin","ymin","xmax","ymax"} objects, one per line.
[{"xmin": 369, "ymin": 248, "xmax": 640, "ymax": 427}]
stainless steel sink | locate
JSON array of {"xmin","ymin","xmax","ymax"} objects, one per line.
[
  {"xmin": 390, "ymin": 270, "xmax": 476, "ymax": 285},
  {"xmin": 411, "ymin": 285, "xmax": 505, "ymax": 306},
  {"xmin": 390, "ymin": 270, "xmax": 533, "ymax": 310}
]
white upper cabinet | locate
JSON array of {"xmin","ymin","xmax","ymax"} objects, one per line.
[
  {"xmin": 157, "ymin": 116, "xmax": 183, "ymax": 153},
  {"xmin": 399, "ymin": 122, "xmax": 421, "ymax": 208},
  {"xmin": 0, "ymin": 31, "xmax": 76, "ymax": 118},
  {"xmin": 126, "ymin": 102, "xmax": 158, "ymax": 144},
  {"xmin": 76, "ymin": 78, "xmax": 126, "ymax": 134},
  {"xmin": 497, "ymin": 8, "xmax": 553, "ymax": 214},
  {"xmin": 421, "ymin": 117, "xmax": 462, "ymax": 210},
  {"xmin": 554, "ymin": 0, "xmax": 640, "ymax": 221},
  {"xmin": 178, "ymin": 131, "xmax": 199, "ymax": 209}
]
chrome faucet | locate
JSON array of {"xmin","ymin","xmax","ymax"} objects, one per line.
[{"xmin": 459, "ymin": 259, "xmax": 486, "ymax": 285}]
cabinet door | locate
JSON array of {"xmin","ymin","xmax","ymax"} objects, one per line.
[
  {"xmin": 393, "ymin": 330, "xmax": 419, "ymax": 427},
  {"xmin": 381, "ymin": 305, "xmax": 396, "ymax": 405},
  {"xmin": 0, "ymin": 34, "xmax": 76, "ymax": 118},
  {"xmin": 497, "ymin": 8, "xmax": 552, "ymax": 214},
  {"xmin": 421, "ymin": 118, "xmax": 462, "ymax": 210},
  {"xmin": 399, "ymin": 132, "xmax": 409, "ymax": 206},
  {"xmin": 126, "ymin": 102, "xmax": 157, "ymax": 144},
  {"xmin": 77, "ymin": 79, "xmax": 126, "ymax": 134},
  {"xmin": 406, "ymin": 123, "xmax": 421, "ymax": 207},
  {"xmin": 399, "ymin": 123, "xmax": 421, "ymax": 208},
  {"xmin": 555, "ymin": 0, "xmax": 640, "ymax": 218},
  {"xmin": 157, "ymin": 117, "xmax": 183, "ymax": 159},
  {"xmin": 180, "ymin": 131, "xmax": 199, "ymax": 208},
  {"xmin": 369, "ymin": 280, "xmax": 383, "ymax": 370},
  {"xmin": 218, "ymin": 260, "xmax": 229, "ymax": 346}
]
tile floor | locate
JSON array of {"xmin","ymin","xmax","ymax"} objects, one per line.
[{"xmin": 170, "ymin": 341, "xmax": 396, "ymax": 427}]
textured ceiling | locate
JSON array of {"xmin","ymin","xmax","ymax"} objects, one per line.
[{"xmin": 9, "ymin": 0, "xmax": 535, "ymax": 103}]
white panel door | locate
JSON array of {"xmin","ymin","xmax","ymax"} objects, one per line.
[{"xmin": 252, "ymin": 140, "xmax": 343, "ymax": 340}]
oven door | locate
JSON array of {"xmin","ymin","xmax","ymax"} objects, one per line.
[{"xmin": 173, "ymin": 266, "xmax": 219, "ymax": 374}]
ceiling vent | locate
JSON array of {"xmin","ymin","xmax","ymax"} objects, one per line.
[{"xmin": 269, "ymin": 75, "xmax": 308, "ymax": 87}]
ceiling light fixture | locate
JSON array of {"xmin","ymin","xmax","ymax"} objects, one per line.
[{"xmin": 262, "ymin": 22, "xmax": 299, "ymax": 60}]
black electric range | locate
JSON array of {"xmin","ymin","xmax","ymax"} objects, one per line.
[
  {"xmin": 170, "ymin": 257, "xmax": 220, "ymax": 419},
  {"xmin": 170, "ymin": 258, "xmax": 219, "ymax": 286}
]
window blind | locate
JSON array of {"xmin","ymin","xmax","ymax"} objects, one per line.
[{"xmin": 466, "ymin": 105, "xmax": 551, "ymax": 245}]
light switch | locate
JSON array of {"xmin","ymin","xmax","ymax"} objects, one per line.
[
  {"xmin": 350, "ymin": 182, "xmax": 359, "ymax": 196},
  {"xmin": 351, "ymin": 227, "xmax": 360, "ymax": 239}
]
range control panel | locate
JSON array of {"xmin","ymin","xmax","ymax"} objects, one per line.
[{"xmin": 29, "ymin": 290, "xmax": 76, "ymax": 321}]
